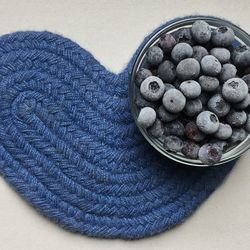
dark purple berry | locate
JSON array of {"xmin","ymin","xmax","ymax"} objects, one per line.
[
  {"xmin": 172, "ymin": 28, "xmax": 195, "ymax": 45},
  {"xmin": 185, "ymin": 121, "xmax": 206, "ymax": 142},
  {"xmin": 163, "ymin": 135, "xmax": 183, "ymax": 152},
  {"xmin": 200, "ymin": 92, "xmax": 210, "ymax": 105},
  {"xmin": 173, "ymin": 78, "xmax": 181, "ymax": 89},
  {"xmin": 157, "ymin": 105, "xmax": 179, "ymax": 122},
  {"xmin": 158, "ymin": 60, "xmax": 176, "ymax": 82},
  {"xmin": 181, "ymin": 141, "xmax": 200, "ymax": 159},
  {"xmin": 164, "ymin": 120, "xmax": 185, "ymax": 137},
  {"xmin": 135, "ymin": 93, "xmax": 157, "ymax": 109},
  {"xmin": 184, "ymin": 98, "xmax": 203, "ymax": 117},
  {"xmin": 159, "ymin": 33, "xmax": 176, "ymax": 53},
  {"xmin": 245, "ymin": 67, "xmax": 250, "ymax": 75}
]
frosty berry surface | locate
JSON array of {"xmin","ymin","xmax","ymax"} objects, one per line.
[{"xmin": 130, "ymin": 16, "xmax": 250, "ymax": 166}]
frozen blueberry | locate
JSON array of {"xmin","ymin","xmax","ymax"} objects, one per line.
[
  {"xmin": 163, "ymin": 135, "xmax": 183, "ymax": 152},
  {"xmin": 157, "ymin": 105, "xmax": 179, "ymax": 122},
  {"xmin": 222, "ymin": 78, "xmax": 248, "ymax": 103},
  {"xmin": 158, "ymin": 60, "xmax": 176, "ymax": 83},
  {"xmin": 192, "ymin": 45, "xmax": 208, "ymax": 62},
  {"xmin": 173, "ymin": 78, "xmax": 182, "ymax": 89},
  {"xmin": 146, "ymin": 46, "xmax": 164, "ymax": 66},
  {"xmin": 245, "ymin": 67, "xmax": 250, "ymax": 75},
  {"xmin": 211, "ymin": 26, "xmax": 235, "ymax": 47},
  {"xmin": 159, "ymin": 33, "xmax": 176, "ymax": 53},
  {"xmin": 176, "ymin": 58, "xmax": 200, "ymax": 80},
  {"xmin": 233, "ymin": 93, "xmax": 250, "ymax": 109},
  {"xmin": 185, "ymin": 121, "xmax": 206, "ymax": 142},
  {"xmin": 137, "ymin": 107, "xmax": 156, "ymax": 128},
  {"xmin": 150, "ymin": 68, "xmax": 158, "ymax": 76},
  {"xmin": 198, "ymin": 143, "xmax": 222, "ymax": 165},
  {"xmin": 162, "ymin": 89, "xmax": 186, "ymax": 113},
  {"xmin": 207, "ymin": 94, "xmax": 230, "ymax": 117},
  {"xmin": 245, "ymin": 114, "xmax": 250, "ymax": 132},
  {"xmin": 242, "ymin": 74, "xmax": 250, "ymax": 91},
  {"xmin": 198, "ymin": 75, "xmax": 219, "ymax": 92},
  {"xmin": 214, "ymin": 123, "xmax": 232, "ymax": 140},
  {"xmin": 179, "ymin": 80, "xmax": 201, "ymax": 99},
  {"xmin": 148, "ymin": 119, "xmax": 164, "ymax": 138},
  {"xmin": 220, "ymin": 64, "xmax": 237, "ymax": 83},
  {"xmin": 135, "ymin": 93, "xmax": 157, "ymax": 109},
  {"xmin": 135, "ymin": 68, "xmax": 152, "ymax": 87},
  {"xmin": 201, "ymin": 55, "xmax": 222, "ymax": 76},
  {"xmin": 172, "ymin": 28, "xmax": 195, "ymax": 45},
  {"xmin": 171, "ymin": 43, "xmax": 193, "ymax": 63},
  {"xmin": 164, "ymin": 120, "xmax": 185, "ymax": 137},
  {"xmin": 215, "ymin": 85, "xmax": 222, "ymax": 94},
  {"xmin": 184, "ymin": 98, "xmax": 203, "ymax": 117},
  {"xmin": 191, "ymin": 20, "xmax": 211, "ymax": 44},
  {"xmin": 226, "ymin": 109, "xmax": 247, "ymax": 127},
  {"xmin": 232, "ymin": 45, "xmax": 250, "ymax": 68},
  {"xmin": 196, "ymin": 111, "xmax": 219, "ymax": 134},
  {"xmin": 181, "ymin": 141, "xmax": 200, "ymax": 159},
  {"xmin": 229, "ymin": 128, "xmax": 247, "ymax": 144},
  {"xmin": 199, "ymin": 92, "xmax": 210, "ymax": 105},
  {"xmin": 140, "ymin": 76, "xmax": 165, "ymax": 101},
  {"xmin": 179, "ymin": 115, "xmax": 193, "ymax": 125},
  {"xmin": 210, "ymin": 48, "xmax": 231, "ymax": 64},
  {"xmin": 215, "ymin": 140, "xmax": 228, "ymax": 151},
  {"xmin": 164, "ymin": 83, "xmax": 175, "ymax": 92}
]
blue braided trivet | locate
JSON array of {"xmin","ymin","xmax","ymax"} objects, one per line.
[{"xmin": 0, "ymin": 16, "xmax": 236, "ymax": 239}]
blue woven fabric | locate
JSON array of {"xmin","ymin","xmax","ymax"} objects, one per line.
[{"xmin": 0, "ymin": 17, "xmax": 236, "ymax": 239}]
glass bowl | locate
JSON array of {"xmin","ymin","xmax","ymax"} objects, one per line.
[{"xmin": 129, "ymin": 16, "xmax": 250, "ymax": 167}]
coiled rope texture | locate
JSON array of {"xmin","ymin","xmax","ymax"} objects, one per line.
[{"xmin": 0, "ymin": 17, "xmax": 235, "ymax": 239}]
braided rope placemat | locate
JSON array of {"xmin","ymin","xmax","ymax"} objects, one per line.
[{"xmin": 0, "ymin": 17, "xmax": 236, "ymax": 239}]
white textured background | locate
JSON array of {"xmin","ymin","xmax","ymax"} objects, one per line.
[{"xmin": 0, "ymin": 1, "xmax": 250, "ymax": 249}]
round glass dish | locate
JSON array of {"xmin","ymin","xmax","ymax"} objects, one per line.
[{"xmin": 129, "ymin": 16, "xmax": 250, "ymax": 167}]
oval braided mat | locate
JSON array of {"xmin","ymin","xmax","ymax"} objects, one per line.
[{"xmin": 0, "ymin": 17, "xmax": 235, "ymax": 239}]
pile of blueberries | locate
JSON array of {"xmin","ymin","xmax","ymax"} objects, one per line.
[{"xmin": 135, "ymin": 20, "xmax": 250, "ymax": 165}]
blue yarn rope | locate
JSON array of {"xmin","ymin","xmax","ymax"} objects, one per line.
[{"xmin": 0, "ymin": 16, "xmax": 235, "ymax": 239}]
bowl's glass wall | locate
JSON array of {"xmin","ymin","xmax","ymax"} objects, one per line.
[{"xmin": 129, "ymin": 16, "xmax": 250, "ymax": 167}]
